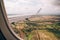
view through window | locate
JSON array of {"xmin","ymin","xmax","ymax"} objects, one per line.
[{"xmin": 4, "ymin": 0, "xmax": 60, "ymax": 40}]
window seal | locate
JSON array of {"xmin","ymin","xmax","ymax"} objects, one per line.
[{"xmin": 0, "ymin": 0, "xmax": 23, "ymax": 40}]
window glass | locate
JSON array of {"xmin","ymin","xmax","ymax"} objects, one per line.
[{"xmin": 4, "ymin": 0, "xmax": 60, "ymax": 40}]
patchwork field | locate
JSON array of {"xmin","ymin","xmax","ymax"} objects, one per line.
[{"xmin": 10, "ymin": 15, "xmax": 60, "ymax": 40}]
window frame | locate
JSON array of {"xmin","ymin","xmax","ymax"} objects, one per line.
[{"xmin": 0, "ymin": 0, "xmax": 23, "ymax": 40}]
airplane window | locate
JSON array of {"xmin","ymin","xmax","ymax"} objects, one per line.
[{"xmin": 4, "ymin": 0, "xmax": 60, "ymax": 40}]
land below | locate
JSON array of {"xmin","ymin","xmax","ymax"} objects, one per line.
[{"xmin": 8, "ymin": 15, "xmax": 60, "ymax": 40}]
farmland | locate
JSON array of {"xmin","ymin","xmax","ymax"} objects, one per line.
[{"xmin": 10, "ymin": 15, "xmax": 60, "ymax": 40}]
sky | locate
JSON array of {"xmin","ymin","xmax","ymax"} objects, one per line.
[{"xmin": 4, "ymin": 0, "xmax": 60, "ymax": 16}]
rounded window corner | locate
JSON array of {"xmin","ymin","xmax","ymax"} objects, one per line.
[{"xmin": 0, "ymin": 0, "xmax": 23, "ymax": 40}]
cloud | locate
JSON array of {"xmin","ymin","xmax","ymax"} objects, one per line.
[
  {"xmin": 4, "ymin": 0, "xmax": 60, "ymax": 16},
  {"xmin": 53, "ymin": 0, "xmax": 60, "ymax": 6}
]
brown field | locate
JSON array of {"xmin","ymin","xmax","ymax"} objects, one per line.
[{"xmin": 9, "ymin": 15, "xmax": 60, "ymax": 40}]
